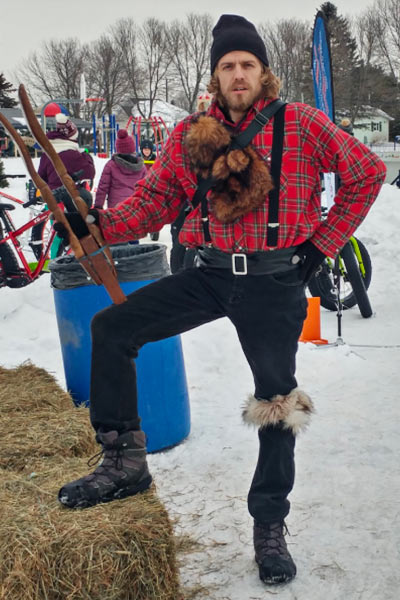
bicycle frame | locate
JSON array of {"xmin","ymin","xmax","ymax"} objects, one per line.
[
  {"xmin": 0, "ymin": 190, "xmax": 25, "ymax": 204},
  {"xmin": 349, "ymin": 236, "xmax": 367, "ymax": 278},
  {"xmin": 0, "ymin": 197, "xmax": 55, "ymax": 283}
]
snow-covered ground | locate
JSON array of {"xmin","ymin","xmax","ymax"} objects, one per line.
[{"xmin": 1, "ymin": 156, "xmax": 400, "ymax": 599}]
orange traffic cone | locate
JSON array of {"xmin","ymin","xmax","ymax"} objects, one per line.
[{"xmin": 299, "ymin": 297, "xmax": 328, "ymax": 345}]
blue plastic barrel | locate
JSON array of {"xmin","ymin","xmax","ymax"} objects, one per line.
[{"xmin": 49, "ymin": 243, "xmax": 190, "ymax": 453}]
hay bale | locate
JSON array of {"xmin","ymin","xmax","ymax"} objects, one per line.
[
  {"xmin": 0, "ymin": 363, "xmax": 97, "ymax": 471},
  {"xmin": 0, "ymin": 362, "xmax": 73, "ymax": 414},
  {"xmin": 0, "ymin": 364, "xmax": 181, "ymax": 599},
  {"xmin": 0, "ymin": 407, "xmax": 97, "ymax": 471},
  {"xmin": 0, "ymin": 461, "xmax": 180, "ymax": 600}
]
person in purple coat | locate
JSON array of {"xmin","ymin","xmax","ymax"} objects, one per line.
[
  {"xmin": 94, "ymin": 130, "xmax": 147, "ymax": 209},
  {"xmin": 38, "ymin": 113, "xmax": 95, "ymax": 209}
]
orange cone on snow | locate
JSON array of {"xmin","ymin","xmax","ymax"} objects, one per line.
[{"xmin": 299, "ymin": 297, "xmax": 328, "ymax": 345}]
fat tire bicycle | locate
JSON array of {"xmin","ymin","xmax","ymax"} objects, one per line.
[
  {"xmin": 308, "ymin": 236, "xmax": 373, "ymax": 318},
  {"xmin": 391, "ymin": 169, "xmax": 400, "ymax": 188},
  {"xmin": 0, "ymin": 175, "xmax": 68, "ymax": 288}
]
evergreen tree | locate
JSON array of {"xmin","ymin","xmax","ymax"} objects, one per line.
[
  {"xmin": 0, "ymin": 73, "xmax": 17, "ymax": 108},
  {"xmin": 0, "ymin": 158, "xmax": 9, "ymax": 188}
]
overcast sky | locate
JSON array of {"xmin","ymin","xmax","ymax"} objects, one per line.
[{"xmin": 2, "ymin": 0, "xmax": 373, "ymax": 83}]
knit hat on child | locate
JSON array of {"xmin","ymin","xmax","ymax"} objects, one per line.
[
  {"xmin": 55, "ymin": 113, "xmax": 78, "ymax": 140},
  {"xmin": 116, "ymin": 129, "xmax": 135, "ymax": 154}
]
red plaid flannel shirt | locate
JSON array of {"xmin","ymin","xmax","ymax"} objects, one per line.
[{"xmin": 99, "ymin": 98, "xmax": 386, "ymax": 258}]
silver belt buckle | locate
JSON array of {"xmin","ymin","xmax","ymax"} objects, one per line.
[{"xmin": 232, "ymin": 253, "xmax": 247, "ymax": 275}]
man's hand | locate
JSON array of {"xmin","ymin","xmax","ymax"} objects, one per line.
[
  {"xmin": 291, "ymin": 240, "xmax": 326, "ymax": 284},
  {"xmin": 53, "ymin": 209, "xmax": 100, "ymax": 244}
]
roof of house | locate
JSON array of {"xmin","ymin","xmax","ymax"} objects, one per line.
[{"xmin": 337, "ymin": 106, "xmax": 394, "ymax": 122}]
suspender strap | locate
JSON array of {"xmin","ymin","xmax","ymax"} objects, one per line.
[
  {"xmin": 192, "ymin": 175, "xmax": 214, "ymax": 243},
  {"xmin": 267, "ymin": 104, "xmax": 286, "ymax": 247},
  {"xmin": 230, "ymin": 99, "xmax": 286, "ymax": 150}
]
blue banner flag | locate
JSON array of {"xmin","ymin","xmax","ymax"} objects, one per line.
[{"xmin": 312, "ymin": 12, "xmax": 335, "ymax": 122}]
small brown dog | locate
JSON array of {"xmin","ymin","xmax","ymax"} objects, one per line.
[{"xmin": 186, "ymin": 115, "xmax": 274, "ymax": 223}]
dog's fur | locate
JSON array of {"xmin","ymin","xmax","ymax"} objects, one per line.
[
  {"xmin": 242, "ymin": 389, "xmax": 314, "ymax": 435},
  {"xmin": 186, "ymin": 115, "xmax": 274, "ymax": 223}
]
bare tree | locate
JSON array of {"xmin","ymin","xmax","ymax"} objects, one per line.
[
  {"xmin": 354, "ymin": 10, "xmax": 381, "ymax": 67},
  {"xmin": 138, "ymin": 18, "xmax": 173, "ymax": 117},
  {"xmin": 372, "ymin": 0, "xmax": 400, "ymax": 79},
  {"xmin": 259, "ymin": 19, "xmax": 311, "ymax": 102},
  {"xmin": 86, "ymin": 35, "xmax": 128, "ymax": 118},
  {"xmin": 111, "ymin": 19, "xmax": 146, "ymax": 114},
  {"xmin": 16, "ymin": 39, "xmax": 87, "ymax": 115},
  {"xmin": 112, "ymin": 17, "xmax": 172, "ymax": 118},
  {"xmin": 166, "ymin": 14, "xmax": 212, "ymax": 113},
  {"xmin": 354, "ymin": 3, "xmax": 400, "ymax": 137}
]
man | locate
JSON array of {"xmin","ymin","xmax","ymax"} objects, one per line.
[{"xmin": 55, "ymin": 15, "xmax": 386, "ymax": 586}]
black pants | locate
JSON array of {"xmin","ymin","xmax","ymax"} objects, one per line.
[
  {"xmin": 170, "ymin": 221, "xmax": 196, "ymax": 273},
  {"xmin": 90, "ymin": 264, "xmax": 307, "ymax": 522}
]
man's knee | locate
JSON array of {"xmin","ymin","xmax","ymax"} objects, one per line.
[{"xmin": 91, "ymin": 305, "xmax": 128, "ymax": 344}]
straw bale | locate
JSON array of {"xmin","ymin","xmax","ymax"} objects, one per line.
[
  {"xmin": 0, "ymin": 362, "xmax": 97, "ymax": 470},
  {"xmin": 0, "ymin": 406, "xmax": 98, "ymax": 471},
  {"xmin": 0, "ymin": 461, "xmax": 181, "ymax": 600},
  {"xmin": 0, "ymin": 362, "xmax": 73, "ymax": 414}
]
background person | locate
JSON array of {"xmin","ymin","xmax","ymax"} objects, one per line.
[
  {"xmin": 140, "ymin": 139, "xmax": 156, "ymax": 163},
  {"xmin": 94, "ymin": 129, "xmax": 147, "ymax": 210},
  {"xmin": 338, "ymin": 117, "xmax": 353, "ymax": 135},
  {"xmin": 38, "ymin": 113, "xmax": 95, "ymax": 210}
]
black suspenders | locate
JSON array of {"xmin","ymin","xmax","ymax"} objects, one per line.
[
  {"xmin": 266, "ymin": 103, "xmax": 286, "ymax": 246},
  {"xmin": 188, "ymin": 100, "xmax": 287, "ymax": 246}
]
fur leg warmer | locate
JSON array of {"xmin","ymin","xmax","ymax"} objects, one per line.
[{"xmin": 242, "ymin": 388, "xmax": 314, "ymax": 435}]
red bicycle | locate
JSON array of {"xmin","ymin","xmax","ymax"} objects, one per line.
[{"xmin": 0, "ymin": 174, "xmax": 68, "ymax": 288}]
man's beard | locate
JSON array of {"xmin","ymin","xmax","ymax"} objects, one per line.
[{"xmin": 218, "ymin": 86, "xmax": 265, "ymax": 116}]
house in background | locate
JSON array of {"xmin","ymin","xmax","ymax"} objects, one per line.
[
  {"xmin": 349, "ymin": 106, "xmax": 394, "ymax": 145},
  {"xmin": 337, "ymin": 106, "xmax": 398, "ymax": 185}
]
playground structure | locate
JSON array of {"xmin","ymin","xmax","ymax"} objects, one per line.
[
  {"xmin": 34, "ymin": 91, "xmax": 207, "ymax": 158},
  {"xmin": 127, "ymin": 115, "xmax": 170, "ymax": 158},
  {"xmin": 91, "ymin": 114, "xmax": 171, "ymax": 159}
]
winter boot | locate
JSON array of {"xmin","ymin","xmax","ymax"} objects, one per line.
[
  {"xmin": 254, "ymin": 520, "xmax": 297, "ymax": 585},
  {"xmin": 58, "ymin": 430, "xmax": 152, "ymax": 509}
]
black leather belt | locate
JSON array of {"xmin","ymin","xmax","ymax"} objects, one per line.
[{"xmin": 195, "ymin": 246, "xmax": 299, "ymax": 275}]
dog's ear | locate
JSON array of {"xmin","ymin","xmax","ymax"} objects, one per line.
[{"xmin": 186, "ymin": 116, "xmax": 230, "ymax": 170}]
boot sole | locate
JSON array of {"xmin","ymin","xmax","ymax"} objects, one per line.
[
  {"xmin": 256, "ymin": 557, "xmax": 296, "ymax": 585},
  {"xmin": 59, "ymin": 475, "xmax": 153, "ymax": 509}
]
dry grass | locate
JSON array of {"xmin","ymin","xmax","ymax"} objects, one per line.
[
  {"xmin": 0, "ymin": 362, "xmax": 97, "ymax": 470},
  {"xmin": 0, "ymin": 407, "xmax": 98, "ymax": 471},
  {"xmin": 0, "ymin": 363, "xmax": 181, "ymax": 600},
  {"xmin": 0, "ymin": 362, "xmax": 73, "ymax": 414},
  {"xmin": 0, "ymin": 463, "xmax": 180, "ymax": 599}
]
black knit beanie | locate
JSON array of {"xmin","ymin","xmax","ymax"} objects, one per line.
[{"xmin": 210, "ymin": 14, "xmax": 269, "ymax": 73}]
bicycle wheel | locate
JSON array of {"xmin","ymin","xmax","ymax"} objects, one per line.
[
  {"xmin": 340, "ymin": 241, "xmax": 373, "ymax": 318},
  {"xmin": 308, "ymin": 237, "xmax": 372, "ymax": 315},
  {"xmin": 30, "ymin": 216, "xmax": 67, "ymax": 260},
  {"xmin": 0, "ymin": 240, "xmax": 31, "ymax": 288},
  {"xmin": 0, "ymin": 240, "xmax": 19, "ymax": 273}
]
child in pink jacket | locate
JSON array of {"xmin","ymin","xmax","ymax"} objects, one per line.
[{"xmin": 94, "ymin": 130, "xmax": 147, "ymax": 209}]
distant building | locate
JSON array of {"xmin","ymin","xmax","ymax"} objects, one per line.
[{"xmin": 337, "ymin": 107, "xmax": 394, "ymax": 145}]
